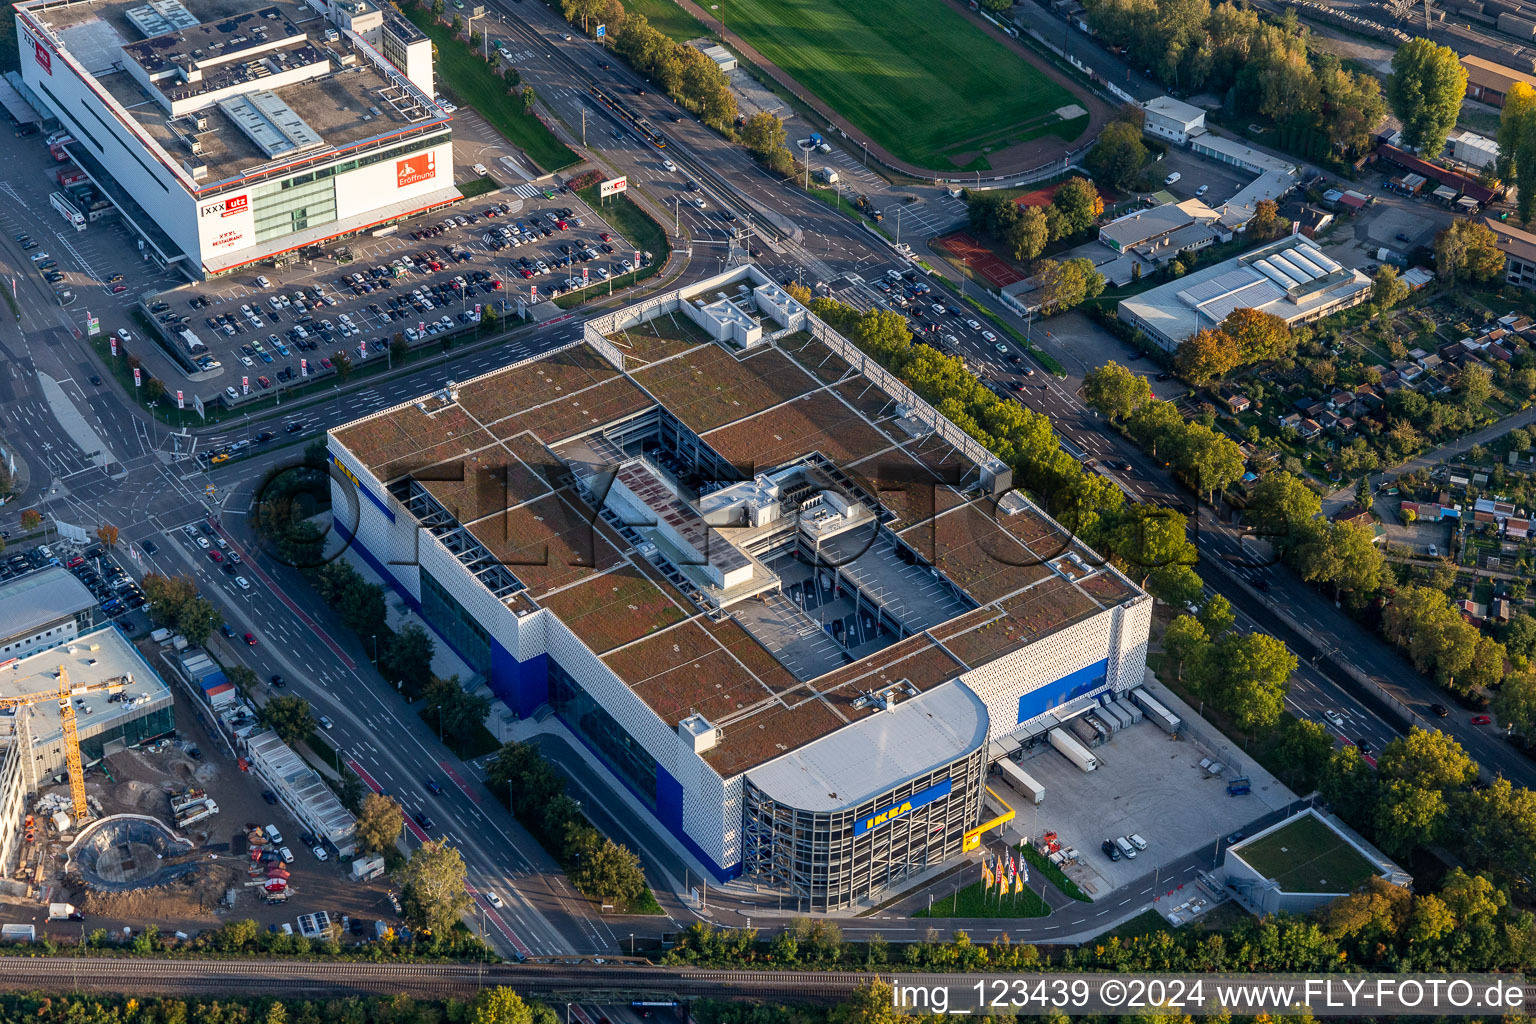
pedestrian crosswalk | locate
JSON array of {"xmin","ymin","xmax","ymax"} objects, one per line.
[{"xmin": 510, "ymin": 184, "xmax": 545, "ymax": 199}]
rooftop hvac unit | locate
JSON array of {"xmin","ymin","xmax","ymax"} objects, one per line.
[
  {"xmin": 192, "ymin": 112, "xmax": 207, "ymax": 129},
  {"xmin": 188, "ymin": 137, "xmax": 202, "ymax": 154},
  {"xmin": 184, "ymin": 160, "xmax": 207, "ymax": 180}
]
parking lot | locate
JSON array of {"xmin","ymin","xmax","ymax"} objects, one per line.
[
  {"xmin": 138, "ymin": 184, "xmax": 641, "ymax": 406},
  {"xmin": 1001, "ymin": 707, "xmax": 1295, "ymax": 897}
]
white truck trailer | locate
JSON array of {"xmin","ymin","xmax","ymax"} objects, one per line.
[
  {"xmin": 1050, "ymin": 727, "xmax": 1099, "ymax": 771},
  {"xmin": 995, "ymin": 758, "xmax": 1045, "ymax": 804}
]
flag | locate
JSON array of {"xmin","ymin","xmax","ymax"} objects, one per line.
[
  {"xmin": 1014, "ymin": 873, "xmax": 1024, "ymax": 895},
  {"xmin": 982, "ymin": 859, "xmax": 993, "ymax": 889}
]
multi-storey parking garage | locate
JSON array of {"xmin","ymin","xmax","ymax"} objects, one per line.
[{"xmin": 328, "ymin": 264, "xmax": 1152, "ymax": 910}]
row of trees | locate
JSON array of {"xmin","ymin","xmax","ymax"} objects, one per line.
[
  {"xmin": 1082, "ymin": 0, "xmax": 1385, "ymax": 158},
  {"xmin": 608, "ymin": 9, "xmax": 738, "ymax": 132},
  {"xmin": 485, "ymin": 741, "xmax": 651, "ymax": 911},
  {"xmin": 1163, "ymin": 595, "xmax": 1298, "ymax": 731},
  {"xmin": 963, "ymin": 177, "xmax": 1104, "ymax": 263},
  {"xmin": 0, "ymin": 985, "xmax": 546, "ymax": 1024},
  {"xmin": 1083, "ymin": 361, "xmax": 1247, "ymax": 502},
  {"xmin": 1499, "ymin": 81, "xmax": 1536, "ymax": 224},
  {"xmin": 1245, "ymin": 470, "xmax": 1387, "ymax": 603}
]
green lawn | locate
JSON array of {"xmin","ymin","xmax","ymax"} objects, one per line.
[
  {"xmin": 914, "ymin": 876, "xmax": 1049, "ymax": 918},
  {"xmin": 404, "ymin": 9, "xmax": 579, "ymax": 172},
  {"xmin": 622, "ymin": 0, "xmax": 710, "ymax": 41},
  {"xmin": 1235, "ymin": 814, "xmax": 1378, "ymax": 894},
  {"xmin": 679, "ymin": 0, "xmax": 1084, "ymax": 168}
]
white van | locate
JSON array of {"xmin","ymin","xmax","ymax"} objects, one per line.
[
  {"xmin": 1163, "ymin": 171, "xmax": 1181, "ymax": 185},
  {"xmin": 264, "ymin": 824, "xmax": 284, "ymax": 845},
  {"xmin": 1115, "ymin": 836, "xmax": 1139, "ymax": 859}
]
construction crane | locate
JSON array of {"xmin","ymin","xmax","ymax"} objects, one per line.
[{"xmin": 0, "ymin": 665, "xmax": 130, "ymax": 824}]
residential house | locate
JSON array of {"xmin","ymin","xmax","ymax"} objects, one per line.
[
  {"xmin": 1279, "ymin": 200, "xmax": 1334, "ymax": 239},
  {"xmin": 1334, "ymin": 503, "xmax": 1373, "ymax": 528},
  {"xmin": 1327, "ymin": 390, "xmax": 1357, "ymax": 412},
  {"xmin": 1217, "ymin": 386, "xmax": 1251, "ymax": 414},
  {"xmin": 1298, "ymin": 418, "xmax": 1323, "ymax": 440},
  {"xmin": 1509, "ymin": 518, "xmax": 1531, "ymax": 541}
]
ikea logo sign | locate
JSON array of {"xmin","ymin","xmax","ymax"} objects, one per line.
[{"xmin": 853, "ymin": 778, "xmax": 952, "ymax": 837}]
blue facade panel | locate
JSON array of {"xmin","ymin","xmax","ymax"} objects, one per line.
[
  {"xmin": 339, "ymin": 518, "xmax": 741, "ymax": 881},
  {"xmin": 1018, "ymin": 659, "xmax": 1109, "ymax": 724}
]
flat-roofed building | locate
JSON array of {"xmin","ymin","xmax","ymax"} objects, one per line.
[
  {"xmin": 1119, "ymin": 234, "xmax": 1372, "ymax": 350},
  {"xmin": 1141, "ymin": 96, "xmax": 1205, "ymax": 144},
  {"xmin": 0, "ymin": 566, "xmax": 98, "ymax": 660},
  {"xmin": 1098, "ymin": 199, "xmax": 1223, "ymax": 263},
  {"xmin": 328, "ymin": 264, "xmax": 1153, "ymax": 911},
  {"xmin": 1484, "ymin": 215, "xmax": 1536, "ymax": 290},
  {"xmin": 15, "ymin": 0, "xmax": 456, "ymax": 277}
]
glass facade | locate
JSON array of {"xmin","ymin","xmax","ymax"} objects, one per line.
[
  {"xmin": 548, "ymin": 662, "xmax": 658, "ymax": 808},
  {"xmin": 79, "ymin": 705, "xmax": 175, "ymax": 761},
  {"xmin": 251, "ymin": 175, "xmax": 337, "ymax": 243},
  {"xmin": 743, "ymin": 744, "xmax": 986, "ymax": 911},
  {"xmin": 420, "ymin": 571, "xmax": 491, "ymax": 678}
]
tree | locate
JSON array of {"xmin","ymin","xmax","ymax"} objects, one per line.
[
  {"xmin": 395, "ymin": 839, "xmax": 471, "ymax": 937},
  {"xmin": 520, "ymin": 85, "xmax": 536, "ymax": 113},
  {"xmin": 20, "ymin": 509, "xmax": 41, "ymax": 531},
  {"xmin": 379, "ymin": 624, "xmax": 435, "ymax": 694},
  {"xmin": 1220, "ymin": 307, "xmax": 1291, "ymax": 362},
  {"xmin": 1163, "ymin": 615, "xmax": 1210, "ymax": 681},
  {"xmin": 1454, "ymin": 363, "xmax": 1494, "ymax": 410},
  {"xmin": 1083, "ymin": 361, "xmax": 1153, "ymax": 421},
  {"xmin": 140, "ymin": 573, "xmax": 222, "ymax": 644},
  {"xmin": 1387, "ymin": 38, "xmax": 1468, "ymax": 158},
  {"xmin": 786, "ymin": 281, "xmax": 812, "ymax": 305},
  {"xmin": 1434, "ymin": 218, "xmax": 1506, "ymax": 286},
  {"xmin": 143, "ymin": 378, "xmax": 166, "ymax": 404},
  {"xmin": 1178, "ymin": 421, "xmax": 1245, "ymax": 501},
  {"xmin": 261, "ymin": 695, "xmax": 316, "ymax": 748},
  {"xmin": 1174, "ymin": 327, "xmax": 1241, "ymax": 386},
  {"xmin": 486, "ymin": 741, "xmax": 566, "ymax": 819},
  {"xmin": 1493, "ymin": 669, "xmax": 1536, "ymax": 732},
  {"xmin": 1198, "ymin": 593, "xmax": 1235, "ymax": 638},
  {"xmin": 564, "ymin": 822, "xmax": 649, "ymax": 908},
  {"xmin": 331, "ymin": 350, "xmax": 354, "ymax": 380},
  {"xmin": 1246, "ymin": 199, "xmax": 1284, "ymax": 241},
  {"xmin": 1320, "ymin": 745, "xmax": 1379, "ymax": 829},
  {"xmin": 422, "ymin": 674, "xmax": 491, "ymax": 740},
  {"xmin": 1208, "ymin": 632, "xmax": 1296, "ymax": 731},
  {"xmin": 470, "ymin": 989, "xmax": 537, "ymax": 1024},
  {"xmin": 1048, "ymin": 177, "xmax": 1103, "ymax": 238},
  {"xmin": 1267, "ymin": 715, "xmax": 1336, "ymax": 791},
  {"xmin": 355, "ymin": 793, "xmax": 404, "ymax": 855},
  {"xmin": 1036, "ymin": 257, "xmax": 1105, "ymax": 313},
  {"xmin": 1372, "ymin": 264, "xmax": 1410, "ymax": 310},
  {"xmin": 1084, "ymin": 120, "xmax": 1148, "ymax": 191},
  {"xmin": 390, "ymin": 333, "xmax": 409, "ymax": 363},
  {"xmin": 1007, "ymin": 206, "xmax": 1050, "ymax": 263},
  {"xmin": 1497, "ymin": 82, "xmax": 1536, "ymax": 222},
  {"xmin": 740, "ymin": 112, "xmax": 786, "ymax": 156},
  {"xmin": 96, "ymin": 523, "xmax": 120, "ymax": 549},
  {"xmin": 1247, "ymin": 471, "xmax": 1321, "ymax": 546}
]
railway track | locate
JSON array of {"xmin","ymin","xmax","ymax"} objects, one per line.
[{"xmin": 0, "ymin": 958, "xmax": 890, "ymax": 1003}]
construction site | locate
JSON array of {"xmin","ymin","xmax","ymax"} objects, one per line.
[{"xmin": 0, "ymin": 625, "xmax": 388, "ymax": 936}]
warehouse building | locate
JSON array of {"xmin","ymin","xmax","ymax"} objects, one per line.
[
  {"xmin": 0, "ymin": 567, "xmax": 98, "ymax": 660},
  {"xmin": 14, "ymin": 0, "xmax": 455, "ymax": 278},
  {"xmin": 328, "ymin": 264, "xmax": 1152, "ymax": 910},
  {"xmin": 1118, "ymin": 235, "xmax": 1372, "ymax": 351},
  {"xmin": 1461, "ymin": 54, "xmax": 1536, "ymax": 108}
]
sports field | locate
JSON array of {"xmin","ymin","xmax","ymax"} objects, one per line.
[
  {"xmin": 693, "ymin": 0, "xmax": 1085, "ymax": 168},
  {"xmin": 1236, "ymin": 815, "xmax": 1378, "ymax": 894}
]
